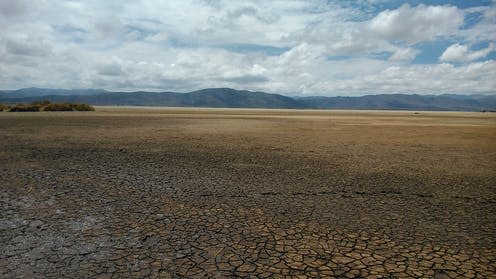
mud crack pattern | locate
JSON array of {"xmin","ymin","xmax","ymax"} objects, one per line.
[{"xmin": 1, "ymin": 110, "xmax": 495, "ymax": 278}]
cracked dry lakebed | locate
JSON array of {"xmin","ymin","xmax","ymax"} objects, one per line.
[{"xmin": 1, "ymin": 107, "xmax": 495, "ymax": 278}]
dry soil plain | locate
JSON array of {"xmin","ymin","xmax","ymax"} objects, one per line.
[{"xmin": 1, "ymin": 107, "xmax": 495, "ymax": 278}]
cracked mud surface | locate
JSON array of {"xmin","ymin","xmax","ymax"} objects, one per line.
[{"xmin": 1, "ymin": 108, "xmax": 495, "ymax": 278}]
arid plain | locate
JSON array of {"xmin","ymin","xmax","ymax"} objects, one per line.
[{"xmin": 1, "ymin": 107, "xmax": 495, "ymax": 278}]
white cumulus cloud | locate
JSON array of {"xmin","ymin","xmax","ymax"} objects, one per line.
[
  {"xmin": 440, "ymin": 43, "xmax": 495, "ymax": 62},
  {"xmin": 368, "ymin": 4, "xmax": 464, "ymax": 43}
]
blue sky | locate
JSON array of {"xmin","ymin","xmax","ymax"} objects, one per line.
[{"xmin": 0, "ymin": 0, "xmax": 494, "ymax": 95}]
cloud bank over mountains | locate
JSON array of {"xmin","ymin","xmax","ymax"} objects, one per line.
[{"xmin": 0, "ymin": 0, "xmax": 495, "ymax": 95}]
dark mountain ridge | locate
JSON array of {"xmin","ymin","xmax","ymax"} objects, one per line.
[
  {"xmin": 0, "ymin": 87, "xmax": 494, "ymax": 111},
  {"xmin": 0, "ymin": 87, "xmax": 108, "ymax": 97}
]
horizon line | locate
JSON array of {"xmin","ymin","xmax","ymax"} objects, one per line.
[{"xmin": 1, "ymin": 87, "xmax": 495, "ymax": 97}]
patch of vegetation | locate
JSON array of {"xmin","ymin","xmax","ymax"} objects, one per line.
[
  {"xmin": 1, "ymin": 101, "xmax": 94, "ymax": 112},
  {"xmin": 43, "ymin": 103, "xmax": 94, "ymax": 111},
  {"xmin": 0, "ymin": 103, "xmax": 11, "ymax": 112},
  {"xmin": 9, "ymin": 104, "xmax": 40, "ymax": 112},
  {"xmin": 31, "ymin": 100, "xmax": 51, "ymax": 106}
]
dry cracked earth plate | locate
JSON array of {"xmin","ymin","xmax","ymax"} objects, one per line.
[{"xmin": 1, "ymin": 108, "xmax": 495, "ymax": 278}]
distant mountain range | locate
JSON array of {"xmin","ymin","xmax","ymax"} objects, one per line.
[{"xmin": 0, "ymin": 87, "xmax": 495, "ymax": 111}]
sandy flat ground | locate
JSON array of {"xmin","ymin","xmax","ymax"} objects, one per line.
[{"xmin": 1, "ymin": 108, "xmax": 495, "ymax": 278}]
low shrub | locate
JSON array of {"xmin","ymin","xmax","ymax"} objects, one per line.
[
  {"xmin": 42, "ymin": 103, "xmax": 95, "ymax": 111},
  {"xmin": 42, "ymin": 103, "xmax": 75, "ymax": 111},
  {"xmin": 9, "ymin": 104, "xmax": 40, "ymax": 112},
  {"xmin": 71, "ymin": 103, "xmax": 95, "ymax": 111},
  {"xmin": 3, "ymin": 101, "xmax": 94, "ymax": 112},
  {"xmin": 31, "ymin": 100, "xmax": 51, "ymax": 106},
  {"xmin": 0, "ymin": 103, "xmax": 11, "ymax": 112}
]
